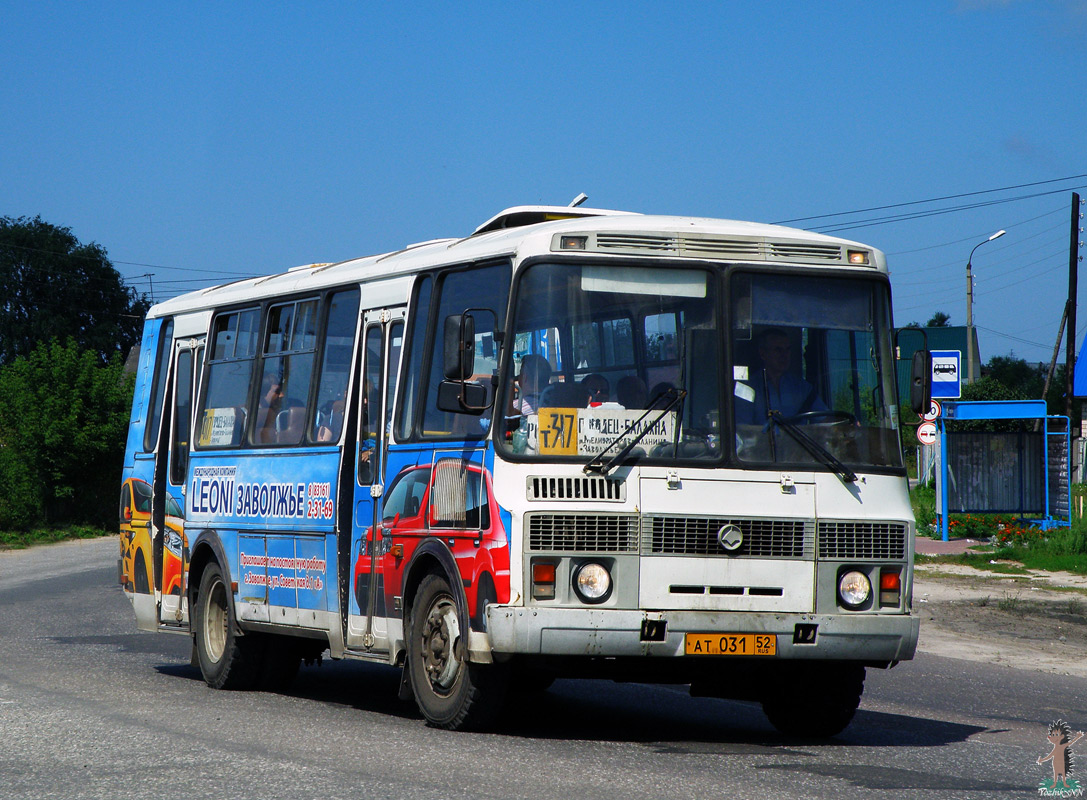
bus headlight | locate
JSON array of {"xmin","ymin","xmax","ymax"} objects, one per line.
[
  {"xmin": 838, "ymin": 570, "xmax": 871, "ymax": 609},
  {"xmin": 573, "ymin": 562, "xmax": 612, "ymax": 604}
]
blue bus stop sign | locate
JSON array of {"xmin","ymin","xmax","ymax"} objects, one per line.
[{"xmin": 930, "ymin": 350, "xmax": 961, "ymax": 399}]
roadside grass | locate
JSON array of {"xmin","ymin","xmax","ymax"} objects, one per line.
[
  {"xmin": 0, "ymin": 525, "xmax": 112, "ymax": 550},
  {"xmin": 911, "ymin": 483, "xmax": 1087, "ymax": 575}
]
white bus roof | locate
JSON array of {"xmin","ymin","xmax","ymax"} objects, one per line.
[{"xmin": 146, "ymin": 206, "xmax": 885, "ymax": 319}]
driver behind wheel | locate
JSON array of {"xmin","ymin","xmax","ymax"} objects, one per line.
[{"xmin": 735, "ymin": 328, "xmax": 827, "ymax": 425}]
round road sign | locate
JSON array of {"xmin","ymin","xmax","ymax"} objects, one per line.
[
  {"xmin": 916, "ymin": 421, "xmax": 938, "ymax": 446},
  {"xmin": 920, "ymin": 399, "xmax": 942, "ymax": 422}
]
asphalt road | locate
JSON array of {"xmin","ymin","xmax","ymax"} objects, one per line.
[{"xmin": 2, "ymin": 537, "xmax": 1084, "ymax": 800}]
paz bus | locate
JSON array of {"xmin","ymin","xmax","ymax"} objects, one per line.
[{"xmin": 119, "ymin": 200, "xmax": 930, "ymax": 736}]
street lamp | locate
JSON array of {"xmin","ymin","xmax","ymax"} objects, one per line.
[{"xmin": 965, "ymin": 229, "xmax": 1006, "ymax": 384}]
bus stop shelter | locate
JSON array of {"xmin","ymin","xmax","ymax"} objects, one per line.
[{"xmin": 936, "ymin": 400, "xmax": 1070, "ymax": 541}]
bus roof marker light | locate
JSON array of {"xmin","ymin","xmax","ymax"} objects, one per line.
[
  {"xmin": 847, "ymin": 250, "xmax": 870, "ymax": 265},
  {"xmin": 560, "ymin": 236, "xmax": 588, "ymax": 250}
]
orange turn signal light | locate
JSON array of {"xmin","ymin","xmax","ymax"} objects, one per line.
[
  {"xmin": 879, "ymin": 568, "xmax": 901, "ymax": 608},
  {"xmin": 532, "ymin": 561, "xmax": 557, "ymax": 600},
  {"xmin": 880, "ymin": 570, "xmax": 901, "ymax": 591}
]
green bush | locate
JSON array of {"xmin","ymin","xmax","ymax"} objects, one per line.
[{"xmin": 0, "ymin": 339, "xmax": 134, "ymax": 531}]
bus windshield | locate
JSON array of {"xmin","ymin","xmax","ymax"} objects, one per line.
[
  {"xmin": 498, "ymin": 261, "xmax": 723, "ymax": 464},
  {"xmin": 498, "ymin": 262, "xmax": 903, "ymax": 473},
  {"xmin": 731, "ymin": 272, "xmax": 903, "ymax": 470}
]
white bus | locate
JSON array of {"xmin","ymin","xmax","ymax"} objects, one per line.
[{"xmin": 120, "ymin": 201, "xmax": 927, "ymax": 736}]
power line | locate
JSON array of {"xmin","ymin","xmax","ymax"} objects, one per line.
[
  {"xmin": 0, "ymin": 240, "xmax": 263, "ymax": 277},
  {"xmin": 810, "ymin": 186, "xmax": 1086, "ymax": 235},
  {"xmin": 886, "ymin": 204, "xmax": 1068, "ymax": 256},
  {"xmin": 774, "ymin": 173, "xmax": 1087, "ymax": 226}
]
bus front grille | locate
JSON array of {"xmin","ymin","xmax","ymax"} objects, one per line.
[
  {"xmin": 818, "ymin": 521, "xmax": 907, "ymax": 559},
  {"xmin": 526, "ymin": 513, "xmax": 640, "ymax": 552},
  {"xmin": 527, "ymin": 475, "xmax": 626, "ymax": 502},
  {"xmin": 643, "ymin": 516, "xmax": 814, "ymax": 558}
]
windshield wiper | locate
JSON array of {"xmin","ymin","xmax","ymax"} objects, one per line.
[
  {"xmin": 765, "ymin": 410, "xmax": 857, "ymax": 484},
  {"xmin": 583, "ymin": 389, "xmax": 687, "ymax": 477}
]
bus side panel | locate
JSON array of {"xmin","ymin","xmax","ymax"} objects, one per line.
[{"xmin": 188, "ymin": 449, "xmax": 341, "ymax": 634}]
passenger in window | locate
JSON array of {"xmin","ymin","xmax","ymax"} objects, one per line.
[
  {"xmin": 735, "ymin": 328, "xmax": 826, "ymax": 424},
  {"xmin": 513, "ymin": 354, "xmax": 552, "ymax": 415},
  {"xmin": 315, "ymin": 399, "xmax": 346, "ymax": 442},
  {"xmin": 580, "ymin": 373, "xmax": 609, "ymax": 406},
  {"xmin": 256, "ymin": 373, "xmax": 284, "ymax": 443},
  {"xmin": 650, "ymin": 381, "xmax": 676, "ymax": 406},
  {"xmin": 539, "ymin": 380, "xmax": 590, "ymax": 409},
  {"xmin": 617, "ymin": 375, "xmax": 648, "ymax": 409}
]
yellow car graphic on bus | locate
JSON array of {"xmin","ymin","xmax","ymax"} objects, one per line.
[{"xmin": 119, "ymin": 478, "xmax": 186, "ymax": 595}]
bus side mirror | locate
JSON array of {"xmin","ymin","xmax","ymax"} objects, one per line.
[
  {"xmin": 444, "ymin": 314, "xmax": 475, "ymax": 381},
  {"xmin": 909, "ymin": 350, "xmax": 932, "ymax": 416}
]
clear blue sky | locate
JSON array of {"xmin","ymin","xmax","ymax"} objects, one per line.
[{"xmin": 2, "ymin": 1, "xmax": 1084, "ymax": 364}]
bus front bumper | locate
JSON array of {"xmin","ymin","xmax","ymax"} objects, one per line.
[{"xmin": 483, "ymin": 607, "xmax": 919, "ymax": 664}]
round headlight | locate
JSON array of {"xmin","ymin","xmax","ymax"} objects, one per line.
[
  {"xmin": 573, "ymin": 562, "xmax": 612, "ymax": 603},
  {"xmin": 838, "ymin": 570, "xmax": 871, "ymax": 608}
]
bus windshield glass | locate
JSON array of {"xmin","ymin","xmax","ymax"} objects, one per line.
[
  {"xmin": 731, "ymin": 272, "xmax": 903, "ymax": 470},
  {"xmin": 498, "ymin": 261, "xmax": 723, "ymax": 464}
]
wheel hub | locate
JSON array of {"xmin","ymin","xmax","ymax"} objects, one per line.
[{"xmin": 421, "ymin": 597, "xmax": 461, "ymax": 693}]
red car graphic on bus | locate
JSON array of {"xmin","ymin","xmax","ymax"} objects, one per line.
[{"xmin": 353, "ymin": 461, "xmax": 510, "ymax": 621}]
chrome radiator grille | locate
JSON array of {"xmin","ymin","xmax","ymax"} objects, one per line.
[
  {"xmin": 818, "ymin": 521, "xmax": 907, "ymax": 559},
  {"xmin": 642, "ymin": 516, "xmax": 814, "ymax": 558},
  {"xmin": 526, "ymin": 513, "xmax": 639, "ymax": 553}
]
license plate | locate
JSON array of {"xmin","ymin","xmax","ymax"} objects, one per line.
[{"xmin": 685, "ymin": 633, "xmax": 776, "ymax": 656}]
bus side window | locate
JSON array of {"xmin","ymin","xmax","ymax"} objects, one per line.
[
  {"xmin": 143, "ymin": 319, "xmax": 174, "ymax": 453},
  {"xmin": 419, "ymin": 262, "xmax": 510, "ymax": 439},
  {"xmin": 254, "ymin": 299, "xmax": 319, "ymax": 446},
  {"xmin": 311, "ymin": 289, "xmax": 360, "ymax": 444},
  {"xmin": 169, "ymin": 350, "xmax": 193, "ymax": 485},
  {"xmin": 198, "ymin": 309, "xmax": 259, "ymax": 448}
]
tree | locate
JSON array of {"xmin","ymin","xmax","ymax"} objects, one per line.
[
  {"xmin": 0, "ymin": 216, "xmax": 149, "ymax": 365},
  {"xmin": 0, "ymin": 339, "xmax": 134, "ymax": 529},
  {"xmin": 985, "ymin": 353, "xmax": 1045, "ymax": 399},
  {"xmin": 925, "ymin": 311, "xmax": 951, "ymax": 327}
]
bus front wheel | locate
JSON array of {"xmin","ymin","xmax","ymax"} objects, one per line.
[
  {"xmin": 761, "ymin": 663, "xmax": 865, "ymax": 738},
  {"xmin": 194, "ymin": 562, "xmax": 262, "ymax": 690},
  {"xmin": 407, "ymin": 573, "xmax": 507, "ymax": 730}
]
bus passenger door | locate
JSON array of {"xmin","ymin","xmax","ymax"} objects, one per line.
[
  {"xmin": 160, "ymin": 338, "xmax": 203, "ymax": 626},
  {"xmin": 346, "ymin": 308, "xmax": 404, "ymax": 651}
]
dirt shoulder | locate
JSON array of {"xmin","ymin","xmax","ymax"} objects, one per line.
[{"xmin": 913, "ymin": 558, "xmax": 1087, "ymax": 678}]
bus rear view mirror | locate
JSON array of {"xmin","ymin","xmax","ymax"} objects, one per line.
[
  {"xmin": 437, "ymin": 379, "xmax": 488, "ymax": 416},
  {"xmin": 444, "ymin": 314, "xmax": 475, "ymax": 381},
  {"xmin": 910, "ymin": 350, "xmax": 932, "ymax": 416}
]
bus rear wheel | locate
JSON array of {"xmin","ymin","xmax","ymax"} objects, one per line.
[
  {"xmin": 407, "ymin": 573, "xmax": 507, "ymax": 730},
  {"xmin": 761, "ymin": 663, "xmax": 865, "ymax": 738},
  {"xmin": 194, "ymin": 562, "xmax": 262, "ymax": 690}
]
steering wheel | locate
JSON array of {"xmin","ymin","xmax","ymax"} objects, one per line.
[{"xmin": 783, "ymin": 410, "xmax": 857, "ymax": 426}]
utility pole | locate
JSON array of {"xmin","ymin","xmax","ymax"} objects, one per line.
[{"xmin": 1067, "ymin": 192, "xmax": 1081, "ymax": 424}]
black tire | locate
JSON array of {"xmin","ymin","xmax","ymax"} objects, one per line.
[
  {"xmin": 133, "ymin": 551, "xmax": 150, "ymax": 594},
  {"xmin": 407, "ymin": 573, "xmax": 507, "ymax": 730},
  {"xmin": 761, "ymin": 663, "xmax": 865, "ymax": 738},
  {"xmin": 193, "ymin": 562, "xmax": 263, "ymax": 690}
]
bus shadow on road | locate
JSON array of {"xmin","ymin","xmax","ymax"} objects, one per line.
[
  {"xmin": 157, "ymin": 656, "xmax": 420, "ymax": 721},
  {"xmin": 497, "ymin": 681, "xmax": 985, "ymax": 748},
  {"xmin": 155, "ymin": 659, "xmax": 983, "ymax": 748}
]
